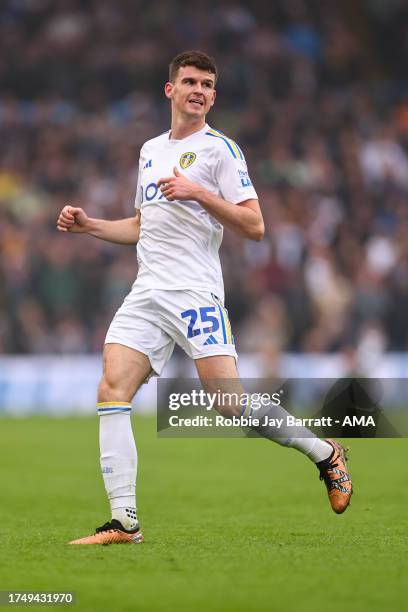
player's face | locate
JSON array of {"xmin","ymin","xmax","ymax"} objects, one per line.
[{"xmin": 165, "ymin": 66, "xmax": 216, "ymax": 119}]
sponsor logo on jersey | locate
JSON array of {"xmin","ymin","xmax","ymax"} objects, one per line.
[
  {"xmin": 180, "ymin": 152, "xmax": 196, "ymax": 169},
  {"xmin": 238, "ymin": 169, "xmax": 252, "ymax": 187},
  {"xmin": 142, "ymin": 182, "xmax": 166, "ymax": 202}
]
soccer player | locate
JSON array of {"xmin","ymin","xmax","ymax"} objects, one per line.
[{"xmin": 57, "ymin": 51, "xmax": 352, "ymax": 545}]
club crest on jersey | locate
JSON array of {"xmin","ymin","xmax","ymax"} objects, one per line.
[{"xmin": 180, "ymin": 152, "xmax": 196, "ymax": 169}]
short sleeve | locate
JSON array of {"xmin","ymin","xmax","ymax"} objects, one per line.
[{"xmin": 215, "ymin": 146, "xmax": 258, "ymax": 205}]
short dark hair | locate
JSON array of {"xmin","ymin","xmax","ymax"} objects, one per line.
[{"xmin": 169, "ymin": 50, "xmax": 218, "ymax": 84}]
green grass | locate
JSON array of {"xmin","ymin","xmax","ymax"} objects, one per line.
[{"xmin": 0, "ymin": 416, "xmax": 407, "ymax": 612}]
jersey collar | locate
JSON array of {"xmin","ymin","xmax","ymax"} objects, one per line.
[{"xmin": 168, "ymin": 123, "xmax": 209, "ymax": 143}]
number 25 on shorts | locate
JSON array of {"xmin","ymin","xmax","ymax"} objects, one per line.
[{"xmin": 180, "ymin": 307, "xmax": 220, "ymax": 338}]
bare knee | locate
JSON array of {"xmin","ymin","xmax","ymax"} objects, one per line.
[
  {"xmin": 98, "ymin": 343, "xmax": 152, "ymax": 403},
  {"xmin": 98, "ymin": 375, "xmax": 133, "ymax": 403}
]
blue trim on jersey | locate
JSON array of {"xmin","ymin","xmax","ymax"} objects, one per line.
[
  {"xmin": 236, "ymin": 143, "xmax": 244, "ymax": 159},
  {"xmin": 212, "ymin": 128, "xmax": 245, "ymax": 160},
  {"xmin": 206, "ymin": 131, "xmax": 243, "ymax": 160},
  {"xmin": 206, "ymin": 128, "xmax": 245, "ymax": 160},
  {"xmin": 206, "ymin": 132, "xmax": 236, "ymax": 158},
  {"xmin": 217, "ymin": 305, "xmax": 228, "ymax": 344}
]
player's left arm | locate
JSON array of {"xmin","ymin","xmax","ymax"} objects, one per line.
[
  {"xmin": 192, "ymin": 188, "xmax": 264, "ymax": 242},
  {"xmin": 157, "ymin": 168, "xmax": 264, "ymax": 241}
]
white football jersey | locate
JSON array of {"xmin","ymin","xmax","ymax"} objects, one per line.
[{"xmin": 134, "ymin": 123, "xmax": 258, "ymax": 300}]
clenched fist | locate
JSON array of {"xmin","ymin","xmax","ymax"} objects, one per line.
[{"xmin": 57, "ymin": 206, "xmax": 90, "ymax": 233}]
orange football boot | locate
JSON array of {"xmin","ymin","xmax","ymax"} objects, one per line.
[
  {"xmin": 69, "ymin": 519, "xmax": 144, "ymax": 545},
  {"xmin": 316, "ymin": 439, "xmax": 353, "ymax": 514}
]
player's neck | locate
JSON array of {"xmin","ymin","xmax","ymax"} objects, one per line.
[{"xmin": 169, "ymin": 115, "xmax": 206, "ymax": 141}]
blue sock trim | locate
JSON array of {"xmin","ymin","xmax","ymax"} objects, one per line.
[{"xmin": 97, "ymin": 406, "xmax": 132, "ymax": 415}]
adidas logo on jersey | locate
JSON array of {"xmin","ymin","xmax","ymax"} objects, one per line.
[
  {"xmin": 203, "ymin": 334, "xmax": 218, "ymax": 345},
  {"xmin": 143, "ymin": 159, "xmax": 152, "ymax": 169}
]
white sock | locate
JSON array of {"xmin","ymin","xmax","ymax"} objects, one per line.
[
  {"xmin": 248, "ymin": 399, "xmax": 333, "ymax": 463},
  {"xmin": 286, "ymin": 437, "xmax": 333, "ymax": 463},
  {"xmin": 98, "ymin": 404, "xmax": 139, "ymax": 530}
]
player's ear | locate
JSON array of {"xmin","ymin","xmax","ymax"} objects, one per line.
[
  {"xmin": 209, "ymin": 88, "xmax": 216, "ymax": 108},
  {"xmin": 164, "ymin": 82, "xmax": 173, "ymax": 100}
]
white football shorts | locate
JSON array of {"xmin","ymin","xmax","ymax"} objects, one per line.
[{"xmin": 105, "ymin": 287, "xmax": 237, "ymax": 375}]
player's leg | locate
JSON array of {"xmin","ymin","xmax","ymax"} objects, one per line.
[
  {"xmin": 98, "ymin": 342, "xmax": 152, "ymax": 402},
  {"xmin": 162, "ymin": 288, "xmax": 334, "ymax": 456},
  {"xmin": 194, "ymin": 354, "xmax": 331, "ymax": 459},
  {"xmin": 193, "ymin": 354, "xmax": 242, "ymax": 416},
  {"xmin": 158, "ymin": 289, "xmax": 352, "ymax": 513},
  {"xmin": 70, "ymin": 289, "xmax": 175, "ymax": 544},
  {"xmin": 97, "ymin": 343, "xmax": 152, "ymax": 532},
  {"xmin": 70, "ymin": 343, "xmax": 152, "ymax": 545},
  {"xmin": 194, "ymin": 355, "xmax": 332, "ymax": 458},
  {"xmin": 194, "ymin": 354, "xmax": 352, "ymax": 513}
]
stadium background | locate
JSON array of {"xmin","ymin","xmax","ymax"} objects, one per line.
[
  {"xmin": 1, "ymin": 0, "xmax": 408, "ymax": 410},
  {"xmin": 0, "ymin": 3, "xmax": 407, "ymax": 612},
  {"xmin": 1, "ymin": 0, "xmax": 408, "ymax": 357}
]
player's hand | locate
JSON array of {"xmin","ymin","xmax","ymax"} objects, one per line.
[
  {"xmin": 157, "ymin": 167, "xmax": 201, "ymax": 201},
  {"xmin": 57, "ymin": 206, "xmax": 90, "ymax": 233}
]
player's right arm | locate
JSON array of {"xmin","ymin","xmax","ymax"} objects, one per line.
[{"xmin": 56, "ymin": 206, "xmax": 140, "ymax": 245}]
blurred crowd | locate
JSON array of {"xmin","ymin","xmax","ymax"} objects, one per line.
[{"xmin": 1, "ymin": 0, "xmax": 408, "ymax": 358}]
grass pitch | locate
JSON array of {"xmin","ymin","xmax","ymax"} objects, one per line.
[{"xmin": 0, "ymin": 416, "xmax": 407, "ymax": 612}]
